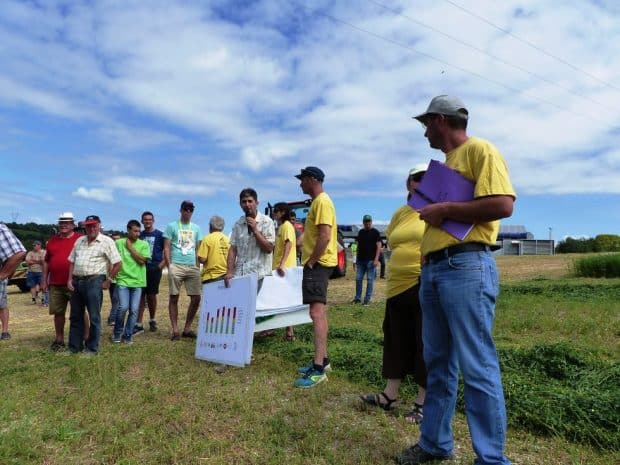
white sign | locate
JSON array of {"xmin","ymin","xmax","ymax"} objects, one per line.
[{"xmin": 195, "ymin": 275, "xmax": 257, "ymax": 367}]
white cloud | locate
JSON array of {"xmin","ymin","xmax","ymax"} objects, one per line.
[{"xmin": 72, "ymin": 187, "xmax": 114, "ymax": 202}]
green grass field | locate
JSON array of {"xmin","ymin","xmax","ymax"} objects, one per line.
[{"xmin": 1, "ymin": 255, "xmax": 618, "ymax": 465}]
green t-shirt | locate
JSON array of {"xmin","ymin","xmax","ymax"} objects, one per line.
[{"xmin": 115, "ymin": 238, "xmax": 151, "ymax": 288}]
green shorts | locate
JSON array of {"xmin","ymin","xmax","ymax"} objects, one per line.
[{"xmin": 49, "ymin": 285, "xmax": 72, "ymax": 315}]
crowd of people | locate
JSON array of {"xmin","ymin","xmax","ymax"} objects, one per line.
[{"xmin": 0, "ymin": 95, "xmax": 516, "ymax": 465}]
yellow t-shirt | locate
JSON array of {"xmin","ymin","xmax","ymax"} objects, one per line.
[
  {"xmin": 385, "ymin": 205, "xmax": 425, "ymax": 298},
  {"xmin": 301, "ymin": 192, "xmax": 338, "ymax": 267},
  {"xmin": 420, "ymin": 137, "xmax": 517, "ymax": 255},
  {"xmin": 197, "ymin": 231, "xmax": 230, "ymax": 281},
  {"xmin": 272, "ymin": 220, "xmax": 297, "ymax": 270}
]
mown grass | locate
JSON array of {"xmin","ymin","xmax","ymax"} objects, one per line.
[{"xmin": 1, "ymin": 255, "xmax": 619, "ymax": 465}]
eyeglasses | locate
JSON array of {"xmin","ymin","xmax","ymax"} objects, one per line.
[{"xmin": 183, "ymin": 207, "xmax": 194, "ymax": 212}]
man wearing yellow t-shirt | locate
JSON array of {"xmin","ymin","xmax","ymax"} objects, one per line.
[
  {"xmin": 197, "ymin": 215, "xmax": 230, "ymax": 284},
  {"xmin": 293, "ymin": 166, "xmax": 337, "ymax": 388},
  {"xmin": 397, "ymin": 96, "xmax": 515, "ymax": 465}
]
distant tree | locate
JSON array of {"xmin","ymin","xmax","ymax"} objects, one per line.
[
  {"xmin": 594, "ymin": 234, "xmax": 620, "ymax": 252},
  {"xmin": 555, "ymin": 237, "xmax": 599, "ymax": 253}
]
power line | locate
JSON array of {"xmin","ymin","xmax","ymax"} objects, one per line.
[
  {"xmin": 308, "ymin": 8, "xmax": 606, "ymax": 123},
  {"xmin": 442, "ymin": 0, "xmax": 620, "ymax": 93},
  {"xmin": 366, "ymin": 0, "xmax": 617, "ymax": 111}
]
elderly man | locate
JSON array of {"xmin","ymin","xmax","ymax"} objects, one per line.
[
  {"xmin": 397, "ymin": 95, "xmax": 515, "ymax": 465},
  {"xmin": 352, "ymin": 214, "xmax": 381, "ymax": 305},
  {"xmin": 41, "ymin": 212, "xmax": 83, "ymax": 351},
  {"xmin": 0, "ymin": 224, "xmax": 26, "ymax": 341},
  {"xmin": 164, "ymin": 200, "xmax": 202, "ymax": 341},
  {"xmin": 197, "ymin": 215, "xmax": 230, "ymax": 285},
  {"xmin": 225, "ymin": 188, "xmax": 275, "ymax": 290},
  {"xmin": 294, "ymin": 166, "xmax": 338, "ymax": 388},
  {"xmin": 67, "ymin": 215, "xmax": 121, "ymax": 355}
]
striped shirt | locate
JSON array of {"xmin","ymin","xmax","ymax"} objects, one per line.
[{"xmin": 68, "ymin": 233, "xmax": 121, "ymax": 277}]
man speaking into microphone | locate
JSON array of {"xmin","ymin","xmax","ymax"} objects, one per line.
[{"xmin": 225, "ymin": 188, "xmax": 275, "ymax": 292}]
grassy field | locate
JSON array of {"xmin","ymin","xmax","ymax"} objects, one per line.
[{"xmin": 0, "ymin": 254, "xmax": 618, "ymax": 465}]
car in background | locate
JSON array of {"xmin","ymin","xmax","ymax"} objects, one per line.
[{"xmin": 8, "ymin": 261, "xmax": 29, "ymax": 292}]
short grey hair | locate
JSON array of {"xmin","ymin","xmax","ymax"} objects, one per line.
[{"xmin": 209, "ymin": 215, "xmax": 225, "ymax": 231}]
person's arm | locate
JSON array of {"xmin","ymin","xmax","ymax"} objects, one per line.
[
  {"xmin": 125, "ymin": 240, "xmax": 147, "ymax": 265},
  {"xmin": 67, "ymin": 262, "xmax": 75, "ymax": 291},
  {"xmin": 0, "ymin": 251, "xmax": 26, "ymax": 281},
  {"xmin": 41, "ymin": 260, "xmax": 49, "ymax": 292},
  {"xmin": 306, "ymin": 224, "xmax": 331, "ymax": 268},
  {"xmin": 25, "ymin": 252, "xmax": 36, "ymax": 266},
  {"xmin": 373, "ymin": 238, "xmax": 381, "ymax": 267},
  {"xmin": 418, "ymin": 195, "xmax": 514, "ymax": 228},
  {"xmin": 163, "ymin": 238, "xmax": 171, "ymax": 268},
  {"xmin": 276, "ymin": 239, "xmax": 293, "ymax": 277},
  {"xmin": 104, "ymin": 261, "xmax": 122, "ymax": 290},
  {"xmin": 224, "ymin": 245, "xmax": 237, "ymax": 287},
  {"xmin": 194, "ymin": 240, "xmax": 201, "ymax": 267},
  {"xmin": 246, "ymin": 217, "xmax": 274, "ymax": 254}
]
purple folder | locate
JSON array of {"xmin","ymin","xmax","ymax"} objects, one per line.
[{"xmin": 408, "ymin": 159, "xmax": 475, "ymax": 240}]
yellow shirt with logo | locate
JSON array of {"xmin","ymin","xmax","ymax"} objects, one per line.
[
  {"xmin": 273, "ymin": 220, "xmax": 297, "ymax": 270},
  {"xmin": 420, "ymin": 136, "xmax": 516, "ymax": 255},
  {"xmin": 301, "ymin": 192, "xmax": 338, "ymax": 267},
  {"xmin": 197, "ymin": 231, "xmax": 230, "ymax": 281},
  {"xmin": 385, "ymin": 205, "xmax": 425, "ymax": 298}
]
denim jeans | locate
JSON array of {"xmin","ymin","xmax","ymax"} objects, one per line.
[
  {"xmin": 419, "ymin": 251, "xmax": 510, "ymax": 465},
  {"xmin": 69, "ymin": 275, "xmax": 104, "ymax": 353},
  {"xmin": 354, "ymin": 260, "xmax": 376, "ymax": 303},
  {"xmin": 107, "ymin": 282, "xmax": 119, "ymax": 324},
  {"xmin": 114, "ymin": 286, "xmax": 142, "ymax": 341}
]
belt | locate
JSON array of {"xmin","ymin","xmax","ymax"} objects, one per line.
[
  {"xmin": 72, "ymin": 274, "xmax": 106, "ymax": 281},
  {"xmin": 426, "ymin": 243, "xmax": 490, "ymax": 264}
]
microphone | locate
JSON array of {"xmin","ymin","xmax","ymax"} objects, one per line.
[{"xmin": 246, "ymin": 215, "xmax": 253, "ymax": 235}]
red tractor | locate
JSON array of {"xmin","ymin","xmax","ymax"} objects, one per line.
[{"xmin": 265, "ymin": 199, "xmax": 347, "ymax": 278}]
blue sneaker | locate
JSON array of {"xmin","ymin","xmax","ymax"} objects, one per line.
[
  {"xmin": 297, "ymin": 361, "xmax": 332, "ymax": 375},
  {"xmin": 294, "ymin": 368, "xmax": 327, "ymax": 388}
]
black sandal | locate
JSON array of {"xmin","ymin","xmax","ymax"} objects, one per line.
[
  {"xmin": 405, "ymin": 403, "xmax": 424, "ymax": 424},
  {"xmin": 359, "ymin": 392, "xmax": 397, "ymax": 411}
]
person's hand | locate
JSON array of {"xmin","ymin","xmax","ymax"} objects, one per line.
[
  {"xmin": 41, "ymin": 280, "xmax": 48, "ymax": 293},
  {"xmin": 246, "ymin": 216, "xmax": 257, "ymax": 232},
  {"xmin": 67, "ymin": 279, "xmax": 74, "ymax": 292},
  {"xmin": 158, "ymin": 260, "xmax": 166, "ymax": 270},
  {"xmin": 102, "ymin": 278, "xmax": 111, "ymax": 290},
  {"xmin": 224, "ymin": 273, "xmax": 234, "ymax": 288},
  {"xmin": 418, "ymin": 203, "xmax": 449, "ymax": 227},
  {"xmin": 276, "ymin": 266, "xmax": 285, "ymax": 277},
  {"xmin": 373, "ymin": 259, "xmax": 379, "ymax": 267}
]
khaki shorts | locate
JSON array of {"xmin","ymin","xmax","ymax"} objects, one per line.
[
  {"xmin": 49, "ymin": 285, "xmax": 73, "ymax": 315},
  {"xmin": 168, "ymin": 263, "xmax": 201, "ymax": 296}
]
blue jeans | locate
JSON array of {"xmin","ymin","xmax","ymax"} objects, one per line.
[
  {"xmin": 108, "ymin": 282, "xmax": 119, "ymax": 324},
  {"xmin": 69, "ymin": 275, "xmax": 105, "ymax": 353},
  {"xmin": 354, "ymin": 260, "xmax": 376, "ymax": 303},
  {"xmin": 419, "ymin": 251, "xmax": 510, "ymax": 465},
  {"xmin": 114, "ymin": 286, "xmax": 142, "ymax": 341}
]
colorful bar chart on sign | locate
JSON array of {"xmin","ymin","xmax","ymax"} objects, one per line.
[{"xmin": 205, "ymin": 306, "xmax": 239, "ymax": 336}]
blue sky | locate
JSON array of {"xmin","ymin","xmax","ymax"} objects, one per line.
[{"xmin": 1, "ymin": 0, "xmax": 619, "ymax": 241}]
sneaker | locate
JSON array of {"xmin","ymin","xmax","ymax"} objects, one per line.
[
  {"xmin": 50, "ymin": 340, "xmax": 66, "ymax": 351},
  {"xmin": 122, "ymin": 338, "xmax": 134, "ymax": 345},
  {"xmin": 294, "ymin": 368, "xmax": 327, "ymax": 388},
  {"xmin": 32, "ymin": 298, "xmax": 37, "ymax": 305},
  {"xmin": 1, "ymin": 332, "xmax": 11, "ymax": 340},
  {"xmin": 350, "ymin": 299, "xmax": 361, "ymax": 304},
  {"xmin": 297, "ymin": 360, "xmax": 332, "ymax": 375},
  {"xmin": 396, "ymin": 444, "xmax": 452, "ymax": 464},
  {"xmin": 149, "ymin": 320, "xmax": 158, "ymax": 332},
  {"xmin": 132, "ymin": 325, "xmax": 145, "ymax": 336},
  {"xmin": 363, "ymin": 300, "xmax": 370, "ymax": 306}
]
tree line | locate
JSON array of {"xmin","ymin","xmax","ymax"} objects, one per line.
[
  {"xmin": 1, "ymin": 222, "xmax": 123, "ymax": 251},
  {"xmin": 556, "ymin": 234, "xmax": 620, "ymax": 253}
]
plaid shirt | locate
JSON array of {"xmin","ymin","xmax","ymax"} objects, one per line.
[
  {"xmin": 68, "ymin": 233, "xmax": 121, "ymax": 277},
  {"xmin": 0, "ymin": 224, "xmax": 26, "ymax": 273}
]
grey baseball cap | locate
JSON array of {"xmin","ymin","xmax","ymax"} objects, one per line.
[{"xmin": 413, "ymin": 95, "xmax": 468, "ymax": 122}]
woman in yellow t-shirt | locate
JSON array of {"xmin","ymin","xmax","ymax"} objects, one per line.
[
  {"xmin": 272, "ymin": 203, "xmax": 297, "ymax": 341},
  {"xmin": 360, "ymin": 165, "xmax": 427, "ymax": 424}
]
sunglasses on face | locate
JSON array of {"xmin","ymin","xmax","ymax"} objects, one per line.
[{"xmin": 183, "ymin": 207, "xmax": 194, "ymax": 212}]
